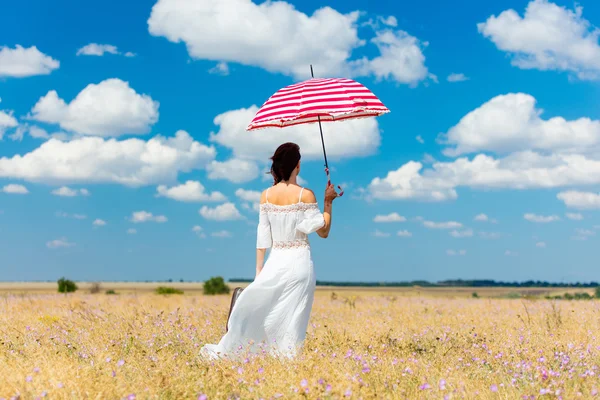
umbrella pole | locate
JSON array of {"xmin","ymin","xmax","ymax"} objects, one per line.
[{"xmin": 310, "ymin": 65, "xmax": 331, "ymax": 184}]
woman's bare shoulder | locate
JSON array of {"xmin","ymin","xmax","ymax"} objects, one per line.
[
  {"xmin": 301, "ymin": 188, "xmax": 317, "ymax": 203},
  {"xmin": 260, "ymin": 188, "xmax": 270, "ymax": 204}
]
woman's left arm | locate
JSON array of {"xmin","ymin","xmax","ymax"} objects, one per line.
[{"xmin": 255, "ymin": 190, "xmax": 270, "ymax": 278}]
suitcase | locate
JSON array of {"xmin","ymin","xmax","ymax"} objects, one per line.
[{"xmin": 226, "ymin": 287, "xmax": 244, "ymax": 332}]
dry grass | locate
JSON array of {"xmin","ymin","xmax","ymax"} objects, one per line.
[{"xmin": 1, "ymin": 290, "xmax": 599, "ymax": 399}]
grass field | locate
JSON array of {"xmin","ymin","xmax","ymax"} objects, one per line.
[{"xmin": 1, "ymin": 284, "xmax": 599, "ymax": 399}]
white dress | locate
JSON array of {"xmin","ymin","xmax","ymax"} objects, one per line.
[{"xmin": 200, "ymin": 188, "xmax": 325, "ymax": 360}]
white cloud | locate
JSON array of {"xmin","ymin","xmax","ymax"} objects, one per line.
[
  {"xmin": 47, "ymin": 237, "xmax": 75, "ymax": 249},
  {"xmin": 474, "ymin": 213, "xmax": 497, "ymax": 223},
  {"xmin": 209, "ymin": 62, "xmax": 230, "ymax": 76},
  {"xmin": 442, "ymin": 93, "xmax": 600, "ymax": 157},
  {"xmin": 372, "ymin": 229, "xmax": 391, "ymax": 238},
  {"xmin": 235, "ymin": 188, "xmax": 262, "ymax": 203},
  {"xmin": 127, "ymin": 228, "xmax": 137, "ymax": 234},
  {"xmin": 478, "ymin": 0, "xmax": 600, "ymax": 80},
  {"xmin": 566, "ymin": 212, "xmax": 584, "ymax": 221},
  {"xmin": 51, "ymin": 186, "xmax": 90, "ymax": 197},
  {"xmin": 368, "ymin": 151, "xmax": 600, "ymax": 202},
  {"xmin": 199, "ymin": 202, "xmax": 243, "ymax": 221},
  {"xmin": 0, "ymin": 130, "xmax": 216, "ymax": 186},
  {"xmin": 211, "ymin": 230, "xmax": 233, "ymax": 238},
  {"xmin": 576, "ymin": 228, "xmax": 595, "ymax": 237},
  {"xmin": 351, "ymin": 29, "xmax": 434, "ymax": 86},
  {"xmin": 56, "ymin": 211, "xmax": 87, "ymax": 220},
  {"xmin": 415, "ymin": 135, "xmax": 424, "ymax": 144},
  {"xmin": 447, "ymin": 73, "xmax": 469, "ymax": 82},
  {"xmin": 536, "ymin": 241, "xmax": 547, "ymax": 248},
  {"xmin": 29, "ymin": 78, "xmax": 159, "ymax": 137},
  {"xmin": 524, "ymin": 213, "xmax": 559, "ymax": 223},
  {"xmin": 148, "ymin": 0, "xmax": 431, "ymax": 85},
  {"xmin": 156, "ymin": 180, "xmax": 226, "ymax": 202},
  {"xmin": 0, "ymin": 110, "xmax": 18, "ymax": 140},
  {"xmin": 76, "ymin": 44, "xmax": 119, "ymax": 56},
  {"xmin": 450, "ymin": 229, "xmax": 474, "ymax": 238},
  {"xmin": 210, "ymin": 105, "xmax": 381, "ymax": 163},
  {"xmin": 423, "ymin": 220, "xmax": 462, "ymax": 229},
  {"xmin": 236, "ymin": 188, "xmax": 262, "ymax": 212},
  {"xmin": 93, "ymin": 219, "xmax": 107, "ymax": 227},
  {"xmin": 396, "ymin": 230, "xmax": 412, "ymax": 237},
  {"xmin": 192, "ymin": 225, "xmax": 206, "ymax": 238},
  {"xmin": 373, "ymin": 212, "xmax": 406, "ymax": 223},
  {"xmin": 206, "ymin": 158, "xmax": 260, "ymax": 183},
  {"xmin": 130, "ymin": 211, "xmax": 167, "ymax": 223},
  {"xmin": 76, "ymin": 43, "xmax": 134, "ymax": 57},
  {"xmin": 479, "ymin": 231, "xmax": 502, "ymax": 240},
  {"xmin": 447, "ymin": 249, "xmax": 466, "ymax": 256},
  {"xmin": 1, "ymin": 184, "xmax": 28, "ymax": 194},
  {"xmin": 0, "ymin": 45, "xmax": 60, "ymax": 78},
  {"xmin": 557, "ymin": 191, "xmax": 600, "ymax": 210}
]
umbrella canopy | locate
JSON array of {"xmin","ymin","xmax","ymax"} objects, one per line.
[{"xmin": 246, "ymin": 77, "xmax": 389, "ymax": 131}]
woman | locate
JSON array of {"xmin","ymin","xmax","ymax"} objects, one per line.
[{"xmin": 200, "ymin": 142, "xmax": 338, "ymax": 360}]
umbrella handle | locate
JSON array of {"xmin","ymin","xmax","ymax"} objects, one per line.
[{"xmin": 325, "ymin": 168, "xmax": 344, "ymax": 197}]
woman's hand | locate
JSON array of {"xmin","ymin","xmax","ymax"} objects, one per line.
[{"xmin": 324, "ymin": 183, "xmax": 339, "ymax": 203}]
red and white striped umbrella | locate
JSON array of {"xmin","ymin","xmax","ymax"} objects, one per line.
[
  {"xmin": 246, "ymin": 67, "xmax": 390, "ymax": 196},
  {"xmin": 246, "ymin": 77, "xmax": 389, "ymax": 130}
]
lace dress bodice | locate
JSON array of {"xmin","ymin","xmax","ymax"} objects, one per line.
[{"xmin": 257, "ymin": 189, "xmax": 325, "ymax": 250}]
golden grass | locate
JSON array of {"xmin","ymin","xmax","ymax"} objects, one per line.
[{"xmin": 1, "ymin": 290, "xmax": 599, "ymax": 399}]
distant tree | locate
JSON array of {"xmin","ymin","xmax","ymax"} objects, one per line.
[
  {"xmin": 203, "ymin": 276, "xmax": 230, "ymax": 295},
  {"xmin": 155, "ymin": 286, "xmax": 183, "ymax": 295},
  {"xmin": 168, "ymin": 278, "xmax": 173, "ymax": 283},
  {"xmin": 595, "ymin": 287, "xmax": 600, "ymax": 299},
  {"xmin": 57, "ymin": 277, "xmax": 78, "ymax": 293},
  {"xmin": 105, "ymin": 290, "xmax": 117, "ymax": 295},
  {"xmin": 472, "ymin": 292, "xmax": 479, "ymax": 298},
  {"xmin": 180, "ymin": 278, "xmax": 184, "ymax": 283}
]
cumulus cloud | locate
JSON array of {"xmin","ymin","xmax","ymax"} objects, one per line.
[
  {"xmin": 423, "ymin": 220, "xmax": 462, "ymax": 229},
  {"xmin": 557, "ymin": 191, "xmax": 600, "ymax": 209},
  {"xmin": 372, "ymin": 229, "xmax": 391, "ymax": 238},
  {"xmin": 127, "ymin": 228, "xmax": 137, "ymax": 234},
  {"xmin": 478, "ymin": 0, "xmax": 600, "ymax": 80},
  {"xmin": 76, "ymin": 43, "xmax": 135, "ymax": 57},
  {"xmin": 441, "ymin": 93, "xmax": 600, "ymax": 157},
  {"xmin": 0, "ymin": 45, "xmax": 60, "ymax": 78},
  {"xmin": 373, "ymin": 212, "xmax": 406, "ymax": 223},
  {"xmin": 447, "ymin": 249, "xmax": 466, "ymax": 256},
  {"xmin": 396, "ymin": 230, "xmax": 412, "ymax": 237},
  {"xmin": 51, "ymin": 186, "xmax": 90, "ymax": 197},
  {"xmin": 0, "ymin": 110, "xmax": 18, "ymax": 140},
  {"xmin": 148, "ymin": 0, "xmax": 431, "ymax": 85},
  {"xmin": 0, "ymin": 130, "xmax": 216, "ymax": 186},
  {"xmin": 93, "ymin": 219, "xmax": 107, "ymax": 227},
  {"xmin": 156, "ymin": 180, "xmax": 226, "ymax": 202},
  {"xmin": 199, "ymin": 202, "xmax": 243, "ymax": 221},
  {"xmin": 210, "ymin": 105, "xmax": 381, "ymax": 163},
  {"xmin": 192, "ymin": 225, "xmax": 206, "ymax": 238},
  {"xmin": 56, "ymin": 212, "xmax": 87, "ymax": 220},
  {"xmin": 47, "ymin": 237, "xmax": 75, "ymax": 249},
  {"xmin": 450, "ymin": 229, "xmax": 474, "ymax": 238},
  {"xmin": 206, "ymin": 158, "xmax": 260, "ymax": 183},
  {"xmin": 566, "ymin": 212, "xmax": 584, "ymax": 221},
  {"xmin": 209, "ymin": 62, "xmax": 230, "ymax": 76},
  {"xmin": 211, "ymin": 230, "xmax": 233, "ymax": 238},
  {"xmin": 1, "ymin": 184, "xmax": 28, "ymax": 194},
  {"xmin": 29, "ymin": 78, "xmax": 159, "ymax": 137},
  {"xmin": 368, "ymin": 151, "xmax": 600, "ymax": 202},
  {"xmin": 130, "ymin": 211, "xmax": 167, "ymax": 223},
  {"xmin": 447, "ymin": 73, "xmax": 469, "ymax": 82},
  {"xmin": 524, "ymin": 213, "xmax": 559, "ymax": 223},
  {"xmin": 536, "ymin": 241, "xmax": 547, "ymax": 248},
  {"xmin": 236, "ymin": 188, "xmax": 261, "ymax": 211}
]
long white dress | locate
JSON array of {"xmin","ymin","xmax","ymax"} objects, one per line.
[{"xmin": 200, "ymin": 188, "xmax": 325, "ymax": 360}]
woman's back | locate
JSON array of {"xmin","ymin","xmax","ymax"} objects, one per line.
[{"xmin": 260, "ymin": 184, "xmax": 322, "ymax": 248}]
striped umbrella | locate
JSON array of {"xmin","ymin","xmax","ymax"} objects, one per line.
[{"xmin": 247, "ymin": 66, "xmax": 390, "ymax": 194}]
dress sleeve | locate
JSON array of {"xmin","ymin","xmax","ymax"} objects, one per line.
[
  {"xmin": 296, "ymin": 203, "xmax": 325, "ymax": 234},
  {"xmin": 256, "ymin": 206, "xmax": 272, "ymax": 249}
]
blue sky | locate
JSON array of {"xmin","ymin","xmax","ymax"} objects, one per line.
[{"xmin": 1, "ymin": 0, "xmax": 600, "ymax": 282}]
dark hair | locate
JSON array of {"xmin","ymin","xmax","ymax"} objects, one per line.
[{"xmin": 269, "ymin": 142, "xmax": 301, "ymax": 185}]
